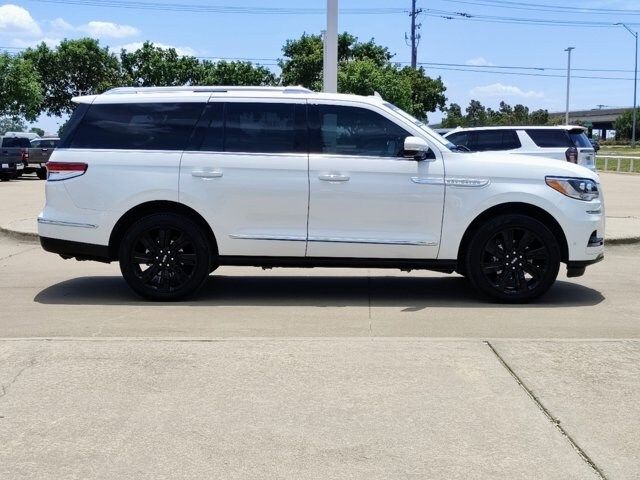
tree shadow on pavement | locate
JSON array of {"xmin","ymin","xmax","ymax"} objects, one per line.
[{"xmin": 34, "ymin": 274, "xmax": 604, "ymax": 309}]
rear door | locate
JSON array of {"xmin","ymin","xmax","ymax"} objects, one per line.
[
  {"xmin": 179, "ymin": 99, "xmax": 309, "ymax": 257},
  {"xmin": 306, "ymin": 102, "xmax": 444, "ymax": 259}
]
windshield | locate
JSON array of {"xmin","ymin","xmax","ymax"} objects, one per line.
[
  {"xmin": 1, "ymin": 137, "xmax": 31, "ymax": 148},
  {"xmin": 382, "ymin": 102, "xmax": 456, "ymax": 150}
]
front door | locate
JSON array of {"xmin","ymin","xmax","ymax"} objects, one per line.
[{"xmin": 306, "ymin": 102, "xmax": 445, "ymax": 259}]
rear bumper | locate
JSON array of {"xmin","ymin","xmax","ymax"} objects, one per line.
[{"xmin": 40, "ymin": 236, "xmax": 111, "ymax": 262}]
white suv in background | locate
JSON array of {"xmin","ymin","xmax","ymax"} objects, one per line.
[
  {"xmin": 445, "ymin": 126, "xmax": 596, "ymax": 171},
  {"xmin": 39, "ymin": 86, "xmax": 604, "ymax": 303}
]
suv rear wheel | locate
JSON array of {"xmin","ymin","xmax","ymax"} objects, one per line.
[
  {"xmin": 118, "ymin": 213, "xmax": 212, "ymax": 301},
  {"xmin": 465, "ymin": 214, "xmax": 560, "ymax": 303}
]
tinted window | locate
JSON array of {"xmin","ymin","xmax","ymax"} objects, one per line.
[
  {"xmin": 2, "ymin": 137, "xmax": 31, "ymax": 148},
  {"xmin": 30, "ymin": 140, "xmax": 41, "ymax": 147},
  {"xmin": 69, "ymin": 103, "xmax": 205, "ymax": 150},
  {"xmin": 190, "ymin": 103, "xmax": 224, "ymax": 152},
  {"xmin": 223, "ymin": 103, "xmax": 306, "ymax": 154},
  {"xmin": 526, "ymin": 129, "xmax": 573, "ymax": 148},
  {"xmin": 36, "ymin": 140, "xmax": 58, "ymax": 148},
  {"xmin": 474, "ymin": 130, "xmax": 521, "ymax": 151},
  {"xmin": 447, "ymin": 132, "xmax": 470, "ymax": 147},
  {"xmin": 569, "ymin": 131, "xmax": 592, "ymax": 148},
  {"xmin": 310, "ymin": 105, "xmax": 410, "ymax": 157},
  {"xmin": 58, "ymin": 103, "xmax": 90, "ymax": 149}
]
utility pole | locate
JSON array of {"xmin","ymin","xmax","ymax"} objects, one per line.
[
  {"xmin": 565, "ymin": 47, "xmax": 575, "ymax": 125},
  {"xmin": 616, "ymin": 23, "xmax": 638, "ymax": 147},
  {"xmin": 323, "ymin": 0, "xmax": 338, "ymax": 93},
  {"xmin": 406, "ymin": 0, "xmax": 422, "ymax": 68}
]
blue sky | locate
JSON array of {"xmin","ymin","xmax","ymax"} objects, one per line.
[{"xmin": 1, "ymin": 0, "xmax": 640, "ymax": 132}]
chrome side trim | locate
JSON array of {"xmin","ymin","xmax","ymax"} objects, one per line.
[
  {"xmin": 445, "ymin": 177, "xmax": 490, "ymax": 188},
  {"xmin": 37, "ymin": 218, "xmax": 98, "ymax": 229},
  {"xmin": 229, "ymin": 233, "xmax": 437, "ymax": 247},
  {"xmin": 308, "ymin": 236, "xmax": 438, "ymax": 246},
  {"xmin": 411, "ymin": 177, "xmax": 444, "ymax": 185},
  {"xmin": 229, "ymin": 234, "xmax": 306, "ymax": 242}
]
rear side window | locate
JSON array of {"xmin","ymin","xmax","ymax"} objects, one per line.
[
  {"xmin": 1, "ymin": 137, "xmax": 31, "ymax": 148},
  {"xmin": 224, "ymin": 103, "xmax": 306, "ymax": 153},
  {"xmin": 474, "ymin": 130, "xmax": 521, "ymax": 151},
  {"xmin": 68, "ymin": 103, "xmax": 205, "ymax": 150},
  {"xmin": 309, "ymin": 105, "xmax": 410, "ymax": 157},
  {"xmin": 526, "ymin": 129, "xmax": 573, "ymax": 148},
  {"xmin": 569, "ymin": 131, "xmax": 592, "ymax": 148}
]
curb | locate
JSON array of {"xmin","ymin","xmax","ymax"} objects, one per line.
[
  {"xmin": 1, "ymin": 225, "xmax": 639, "ymax": 246},
  {"xmin": 0, "ymin": 225, "xmax": 39, "ymax": 243}
]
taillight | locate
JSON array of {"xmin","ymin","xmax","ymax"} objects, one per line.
[
  {"xmin": 565, "ymin": 146, "xmax": 578, "ymax": 163},
  {"xmin": 21, "ymin": 149, "xmax": 29, "ymax": 161},
  {"xmin": 45, "ymin": 162, "xmax": 88, "ymax": 181}
]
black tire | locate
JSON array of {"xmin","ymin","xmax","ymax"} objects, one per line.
[
  {"xmin": 0, "ymin": 174, "xmax": 10, "ymax": 182},
  {"xmin": 465, "ymin": 214, "xmax": 561, "ymax": 303},
  {"xmin": 36, "ymin": 168, "xmax": 47, "ymax": 180},
  {"xmin": 118, "ymin": 213, "xmax": 212, "ymax": 301}
]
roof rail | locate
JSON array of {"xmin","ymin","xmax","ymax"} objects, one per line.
[{"xmin": 104, "ymin": 86, "xmax": 313, "ymax": 95}]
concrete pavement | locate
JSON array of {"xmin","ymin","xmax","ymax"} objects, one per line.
[
  {"xmin": 4, "ymin": 338, "xmax": 634, "ymax": 480},
  {"xmin": 1, "ymin": 171, "xmax": 639, "ymax": 242}
]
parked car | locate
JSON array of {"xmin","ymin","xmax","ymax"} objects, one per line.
[
  {"xmin": 39, "ymin": 86, "xmax": 604, "ymax": 303},
  {"xmin": 0, "ymin": 135, "xmax": 28, "ymax": 181},
  {"xmin": 28, "ymin": 137, "xmax": 59, "ymax": 179},
  {"xmin": 445, "ymin": 126, "xmax": 596, "ymax": 171}
]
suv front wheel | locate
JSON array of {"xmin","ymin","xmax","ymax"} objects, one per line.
[
  {"xmin": 118, "ymin": 213, "xmax": 212, "ymax": 301},
  {"xmin": 465, "ymin": 214, "xmax": 561, "ymax": 303}
]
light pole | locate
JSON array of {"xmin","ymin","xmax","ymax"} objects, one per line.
[
  {"xmin": 616, "ymin": 23, "xmax": 638, "ymax": 147},
  {"xmin": 323, "ymin": 0, "xmax": 338, "ymax": 93},
  {"xmin": 565, "ymin": 47, "xmax": 575, "ymax": 125}
]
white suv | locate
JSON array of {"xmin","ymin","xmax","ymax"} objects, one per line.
[
  {"xmin": 445, "ymin": 126, "xmax": 596, "ymax": 171},
  {"xmin": 38, "ymin": 86, "xmax": 604, "ymax": 302}
]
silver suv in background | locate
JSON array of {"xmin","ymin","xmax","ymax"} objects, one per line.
[
  {"xmin": 28, "ymin": 137, "xmax": 59, "ymax": 179},
  {"xmin": 445, "ymin": 126, "xmax": 596, "ymax": 171}
]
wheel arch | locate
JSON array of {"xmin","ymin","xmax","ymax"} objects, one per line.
[
  {"xmin": 456, "ymin": 202, "xmax": 569, "ymax": 273},
  {"xmin": 108, "ymin": 201, "xmax": 218, "ymax": 260}
]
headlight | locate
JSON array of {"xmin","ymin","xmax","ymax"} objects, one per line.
[{"xmin": 545, "ymin": 176, "xmax": 599, "ymax": 201}]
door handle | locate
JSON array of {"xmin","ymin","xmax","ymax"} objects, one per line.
[
  {"xmin": 192, "ymin": 170, "xmax": 223, "ymax": 179},
  {"xmin": 319, "ymin": 173, "xmax": 350, "ymax": 182}
]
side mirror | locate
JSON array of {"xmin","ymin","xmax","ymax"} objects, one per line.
[{"xmin": 403, "ymin": 136, "xmax": 433, "ymax": 161}]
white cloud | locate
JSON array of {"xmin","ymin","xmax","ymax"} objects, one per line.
[
  {"xmin": 49, "ymin": 17, "xmax": 74, "ymax": 32},
  {"xmin": 466, "ymin": 57, "xmax": 493, "ymax": 67},
  {"xmin": 10, "ymin": 37, "xmax": 61, "ymax": 48},
  {"xmin": 470, "ymin": 83, "xmax": 544, "ymax": 99},
  {"xmin": 79, "ymin": 21, "xmax": 139, "ymax": 39},
  {"xmin": 117, "ymin": 42, "xmax": 197, "ymax": 57},
  {"xmin": 0, "ymin": 4, "xmax": 42, "ymax": 36}
]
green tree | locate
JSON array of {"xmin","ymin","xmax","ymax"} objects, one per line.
[
  {"xmin": 0, "ymin": 53, "xmax": 42, "ymax": 121},
  {"xmin": 23, "ymin": 38, "xmax": 121, "ymax": 116},
  {"xmin": 197, "ymin": 60, "xmax": 276, "ymax": 86},
  {"xmin": 29, "ymin": 126, "xmax": 45, "ymax": 136},
  {"xmin": 0, "ymin": 116, "xmax": 28, "ymax": 135},
  {"xmin": 466, "ymin": 100, "xmax": 487, "ymax": 126},
  {"xmin": 280, "ymin": 32, "xmax": 446, "ymax": 118},
  {"xmin": 440, "ymin": 103, "xmax": 466, "ymax": 128},
  {"xmin": 613, "ymin": 110, "xmax": 639, "ymax": 140},
  {"xmin": 528, "ymin": 109, "xmax": 550, "ymax": 125},
  {"xmin": 120, "ymin": 42, "xmax": 202, "ymax": 86}
]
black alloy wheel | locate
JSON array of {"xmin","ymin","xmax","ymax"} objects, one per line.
[
  {"xmin": 466, "ymin": 214, "xmax": 560, "ymax": 303},
  {"xmin": 119, "ymin": 214, "xmax": 211, "ymax": 301}
]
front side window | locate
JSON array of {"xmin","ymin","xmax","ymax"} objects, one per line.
[
  {"xmin": 310, "ymin": 105, "xmax": 410, "ymax": 157},
  {"xmin": 446, "ymin": 132, "xmax": 471, "ymax": 148},
  {"xmin": 474, "ymin": 130, "xmax": 521, "ymax": 151},
  {"xmin": 68, "ymin": 102, "xmax": 205, "ymax": 150}
]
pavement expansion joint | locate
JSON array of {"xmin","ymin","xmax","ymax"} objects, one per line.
[{"xmin": 485, "ymin": 340, "xmax": 608, "ymax": 480}]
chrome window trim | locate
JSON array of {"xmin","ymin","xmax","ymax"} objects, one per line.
[{"xmin": 229, "ymin": 233, "xmax": 437, "ymax": 247}]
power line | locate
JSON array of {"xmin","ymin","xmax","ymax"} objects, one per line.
[
  {"xmin": 23, "ymin": 0, "xmax": 407, "ymax": 14},
  {"xmin": 438, "ymin": 0, "xmax": 640, "ymax": 15}
]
